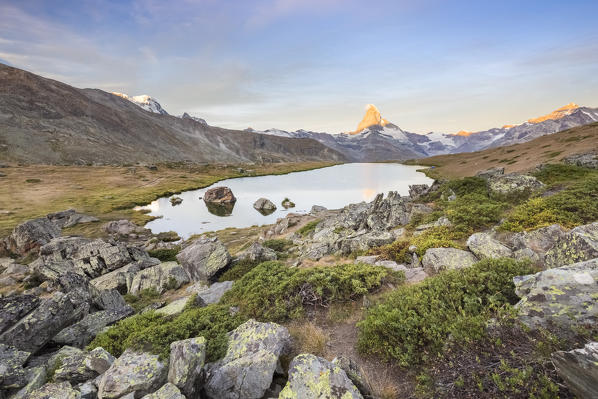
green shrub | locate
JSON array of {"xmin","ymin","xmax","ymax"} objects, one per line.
[
  {"xmin": 148, "ymin": 246, "xmax": 180, "ymax": 262},
  {"xmin": 222, "ymin": 261, "xmax": 403, "ymax": 322},
  {"xmin": 357, "ymin": 258, "xmax": 534, "ymax": 366},
  {"xmin": 263, "ymin": 239, "xmax": 293, "ymax": 252},
  {"xmin": 88, "ymin": 304, "xmax": 244, "ymax": 361},
  {"xmin": 297, "ymin": 220, "xmax": 320, "ymax": 237},
  {"xmin": 532, "ymin": 163, "xmax": 595, "ymax": 186},
  {"xmin": 446, "ymin": 193, "xmax": 506, "ymax": 236},
  {"xmin": 218, "ymin": 258, "xmax": 260, "ymax": 282},
  {"xmin": 502, "ymin": 176, "xmax": 598, "ymax": 231},
  {"xmin": 123, "ymin": 288, "xmax": 161, "ymax": 312}
]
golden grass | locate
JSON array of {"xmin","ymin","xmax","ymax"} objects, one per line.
[
  {"xmin": 0, "ymin": 161, "xmax": 338, "ymax": 236},
  {"xmin": 288, "ymin": 320, "xmax": 329, "ymax": 357}
]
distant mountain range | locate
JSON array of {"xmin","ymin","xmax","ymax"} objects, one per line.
[
  {"xmin": 2, "ymin": 62, "xmax": 596, "ymax": 165},
  {"xmin": 0, "ymin": 64, "xmax": 346, "ymax": 165}
]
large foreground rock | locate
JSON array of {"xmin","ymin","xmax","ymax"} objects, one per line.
[
  {"xmin": 176, "ymin": 237, "xmax": 231, "ymax": 281},
  {"xmin": 422, "ymin": 247, "xmax": 478, "ymax": 274},
  {"xmin": 168, "ymin": 337, "xmax": 206, "ymax": 397},
  {"xmin": 279, "ymin": 354, "xmax": 363, "ymax": 399},
  {"xmin": 29, "ymin": 382, "xmax": 81, "ymax": 399},
  {"xmin": 52, "ymin": 307, "xmax": 134, "ymax": 348},
  {"xmin": 0, "ymin": 294, "xmax": 40, "ymax": 335},
  {"xmin": 203, "ymin": 187, "xmax": 236, "ymax": 204},
  {"xmin": 53, "ymin": 347, "xmax": 115, "ymax": 384},
  {"xmin": 98, "ymin": 349, "xmax": 168, "ymax": 398},
  {"xmin": 0, "ymin": 292, "xmax": 84, "ymax": 354},
  {"xmin": 510, "ymin": 224, "xmax": 568, "ymax": 266},
  {"xmin": 551, "ymin": 341, "xmax": 598, "ymax": 399},
  {"xmin": 129, "ymin": 261, "xmax": 190, "ymax": 294},
  {"xmin": 545, "ymin": 222, "xmax": 598, "ymax": 268},
  {"xmin": 3, "ymin": 217, "xmax": 61, "ymax": 256},
  {"xmin": 205, "ymin": 319, "xmax": 291, "ymax": 399},
  {"xmin": 514, "ymin": 258, "xmax": 598, "ymax": 329},
  {"xmin": 466, "ymin": 232, "xmax": 513, "ymax": 259}
]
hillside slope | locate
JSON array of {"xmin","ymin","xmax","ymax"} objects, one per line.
[
  {"xmin": 0, "ymin": 64, "xmax": 346, "ymax": 165},
  {"xmin": 410, "ymin": 122, "xmax": 598, "ymax": 178}
]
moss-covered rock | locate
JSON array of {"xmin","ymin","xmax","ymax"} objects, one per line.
[
  {"xmin": 279, "ymin": 354, "xmax": 363, "ymax": 399},
  {"xmin": 544, "ymin": 222, "xmax": 598, "ymax": 268},
  {"xmin": 421, "ymin": 247, "xmax": 478, "ymax": 274}
]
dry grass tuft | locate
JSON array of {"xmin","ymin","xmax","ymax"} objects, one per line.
[{"xmin": 288, "ymin": 320, "xmax": 328, "ymax": 357}]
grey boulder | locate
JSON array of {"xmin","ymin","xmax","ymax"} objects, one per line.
[
  {"xmin": 237, "ymin": 242, "xmax": 277, "ymax": 263},
  {"xmin": 551, "ymin": 341, "xmax": 598, "ymax": 399},
  {"xmin": 129, "ymin": 261, "xmax": 190, "ymax": 295},
  {"xmin": 514, "ymin": 258, "xmax": 598, "ymax": 329},
  {"xmin": 97, "ymin": 349, "xmax": 168, "ymax": 399},
  {"xmin": 0, "ymin": 343, "xmax": 30, "ymax": 390},
  {"xmin": 0, "ymin": 294, "xmax": 40, "ymax": 334},
  {"xmin": 29, "ymin": 382, "xmax": 81, "ymax": 399},
  {"xmin": 488, "ymin": 173, "xmax": 544, "ymax": 196},
  {"xmin": 279, "ymin": 354, "xmax": 363, "ymax": 399},
  {"xmin": 176, "ymin": 237, "xmax": 231, "ymax": 282},
  {"xmin": 253, "ymin": 198, "xmax": 277, "ymax": 214},
  {"xmin": 205, "ymin": 319, "xmax": 291, "ymax": 399},
  {"xmin": 3, "ymin": 217, "xmax": 61, "ymax": 256},
  {"xmin": 422, "ymin": 247, "xmax": 478, "ymax": 274},
  {"xmin": 168, "ymin": 337, "xmax": 206, "ymax": 397},
  {"xmin": 141, "ymin": 383, "xmax": 185, "ymax": 399},
  {"xmin": 53, "ymin": 347, "xmax": 115, "ymax": 384},
  {"xmin": 188, "ymin": 281, "xmax": 234, "ymax": 306},
  {"xmin": 47, "ymin": 209, "xmax": 99, "ymax": 229},
  {"xmin": 545, "ymin": 222, "xmax": 598, "ymax": 268},
  {"xmin": 466, "ymin": 232, "xmax": 513, "ymax": 259}
]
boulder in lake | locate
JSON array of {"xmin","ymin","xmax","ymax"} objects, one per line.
[
  {"xmin": 422, "ymin": 247, "xmax": 478, "ymax": 274},
  {"xmin": 281, "ymin": 198, "xmax": 295, "ymax": 209},
  {"xmin": 203, "ymin": 186, "xmax": 236, "ymax": 205},
  {"xmin": 205, "ymin": 319, "xmax": 291, "ymax": 399},
  {"xmin": 551, "ymin": 341, "xmax": 598, "ymax": 399},
  {"xmin": 279, "ymin": 354, "xmax": 363, "ymax": 399},
  {"xmin": 176, "ymin": 237, "xmax": 231, "ymax": 282},
  {"xmin": 513, "ymin": 258, "xmax": 598, "ymax": 329},
  {"xmin": 170, "ymin": 197, "xmax": 183, "ymax": 206},
  {"xmin": 253, "ymin": 198, "xmax": 277, "ymax": 215},
  {"xmin": 97, "ymin": 349, "xmax": 168, "ymax": 398}
]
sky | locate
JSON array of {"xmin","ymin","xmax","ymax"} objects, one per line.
[{"xmin": 1, "ymin": 0, "xmax": 597, "ymax": 134}]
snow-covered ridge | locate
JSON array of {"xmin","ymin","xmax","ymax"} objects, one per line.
[{"xmin": 112, "ymin": 92, "xmax": 169, "ymax": 115}]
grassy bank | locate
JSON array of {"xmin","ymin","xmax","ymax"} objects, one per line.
[{"xmin": 0, "ymin": 161, "xmax": 338, "ymax": 236}]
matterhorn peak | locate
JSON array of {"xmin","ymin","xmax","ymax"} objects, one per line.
[{"xmin": 350, "ymin": 104, "xmax": 390, "ymax": 135}]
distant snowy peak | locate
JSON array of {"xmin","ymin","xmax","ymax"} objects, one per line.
[
  {"xmin": 112, "ymin": 92, "xmax": 169, "ymax": 115},
  {"xmin": 526, "ymin": 102, "xmax": 579, "ymax": 124}
]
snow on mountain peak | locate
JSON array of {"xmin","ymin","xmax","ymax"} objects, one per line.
[
  {"xmin": 526, "ymin": 103, "xmax": 579, "ymax": 124},
  {"xmin": 112, "ymin": 92, "xmax": 168, "ymax": 115}
]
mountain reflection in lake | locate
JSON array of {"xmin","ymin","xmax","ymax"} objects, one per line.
[{"xmin": 139, "ymin": 163, "xmax": 433, "ymax": 239}]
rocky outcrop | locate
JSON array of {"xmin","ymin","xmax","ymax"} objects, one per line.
[
  {"xmin": 103, "ymin": 219, "xmax": 146, "ymax": 236},
  {"xmin": 545, "ymin": 222, "xmax": 598, "ymax": 268},
  {"xmin": 551, "ymin": 341, "xmax": 598, "ymax": 399},
  {"xmin": 53, "ymin": 347, "xmax": 115, "ymax": 384},
  {"xmin": 253, "ymin": 198, "xmax": 277, "ymax": 215},
  {"xmin": 475, "ymin": 167, "xmax": 504, "ymax": 179},
  {"xmin": 168, "ymin": 337, "xmax": 206, "ymax": 397},
  {"xmin": 488, "ymin": 173, "xmax": 544, "ymax": 196},
  {"xmin": 0, "ymin": 294, "xmax": 40, "ymax": 334},
  {"xmin": 466, "ymin": 232, "xmax": 513, "ymax": 259},
  {"xmin": 279, "ymin": 354, "xmax": 363, "ymax": 399},
  {"xmin": 98, "ymin": 349, "xmax": 168, "ymax": 398},
  {"xmin": 0, "ymin": 343, "xmax": 30, "ymax": 390},
  {"xmin": 408, "ymin": 184, "xmax": 430, "ymax": 200},
  {"xmin": 52, "ymin": 307, "xmax": 134, "ymax": 348},
  {"xmin": 563, "ymin": 152, "xmax": 598, "ymax": 169},
  {"xmin": 514, "ymin": 258, "xmax": 598, "ymax": 329},
  {"xmin": 29, "ymin": 382, "xmax": 81, "ymax": 399},
  {"xmin": 203, "ymin": 187, "xmax": 236, "ymax": 205},
  {"xmin": 176, "ymin": 237, "xmax": 231, "ymax": 282},
  {"xmin": 90, "ymin": 259, "xmax": 159, "ymax": 294},
  {"xmin": 362, "ymin": 191, "xmax": 409, "ymax": 230},
  {"xmin": 129, "ymin": 261, "xmax": 190, "ymax": 295},
  {"xmin": 0, "ymin": 292, "xmax": 85, "ymax": 354},
  {"xmin": 3, "ymin": 217, "xmax": 61, "ymax": 256},
  {"xmin": 205, "ymin": 319, "xmax": 291, "ymax": 399},
  {"xmin": 46, "ymin": 209, "xmax": 99, "ymax": 229},
  {"xmin": 339, "ymin": 230, "xmax": 397, "ymax": 255},
  {"xmin": 237, "ymin": 242, "xmax": 277, "ymax": 263},
  {"xmin": 332, "ymin": 356, "xmax": 373, "ymax": 398},
  {"xmin": 187, "ymin": 281, "xmax": 234, "ymax": 306},
  {"xmin": 422, "ymin": 247, "xmax": 478, "ymax": 274},
  {"xmin": 509, "ymin": 224, "xmax": 568, "ymax": 266}
]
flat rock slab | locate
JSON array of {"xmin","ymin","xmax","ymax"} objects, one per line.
[{"xmin": 552, "ymin": 341, "xmax": 598, "ymax": 399}]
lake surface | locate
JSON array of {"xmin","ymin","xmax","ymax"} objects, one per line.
[{"xmin": 139, "ymin": 163, "xmax": 433, "ymax": 238}]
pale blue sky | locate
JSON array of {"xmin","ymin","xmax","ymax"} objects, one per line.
[{"xmin": 1, "ymin": 0, "xmax": 597, "ymax": 133}]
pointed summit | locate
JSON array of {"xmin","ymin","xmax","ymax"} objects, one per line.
[{"xmin": 350, "ymin": 104, "xmax": 389, "ymax": 134}]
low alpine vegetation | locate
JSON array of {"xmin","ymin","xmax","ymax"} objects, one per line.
[
  {"xmin": 357, "ymin": 258, "xmax": 534, "ymax": 366},
  {"xmin": 222, "ymin": 261, "xmax": 403, "ymax": 322}
]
